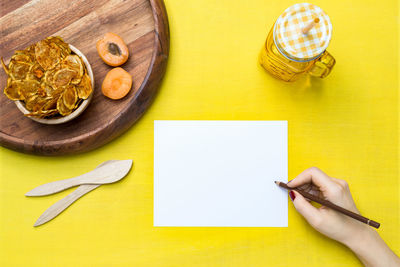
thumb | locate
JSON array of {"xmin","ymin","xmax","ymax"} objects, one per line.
[{"xmin": 290, "ymin": 191, "xmax": 321, "ymax": 227}]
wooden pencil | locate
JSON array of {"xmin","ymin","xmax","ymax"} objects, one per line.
[{"xmin": 275, "ymin": 181, "xmax": 380, "ymax": 229}]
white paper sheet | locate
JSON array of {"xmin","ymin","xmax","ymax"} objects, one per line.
[{"xmin": 154, "ymin": 120, "xmax": 288, "ymax": 227}]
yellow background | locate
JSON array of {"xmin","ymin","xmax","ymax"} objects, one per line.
[{"xmin": 1, "ymin": 0, "xmax": 398, "ymax": 266}]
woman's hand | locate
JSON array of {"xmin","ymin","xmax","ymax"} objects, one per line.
[
  {"xmin": 287, "ymin": 167, "xmax": 365, "ymax": 245},
  {"xmin": 288, "ymin": 167, "xmax": 400, "ymax": 267}
]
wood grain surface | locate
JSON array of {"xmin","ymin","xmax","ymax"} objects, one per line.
[{"xmin": 0, "ymin": 0, "xmax": 169, "ymax": 155}]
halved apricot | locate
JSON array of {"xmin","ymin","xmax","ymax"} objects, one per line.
[
  {"xmin": 102, "ymin": 67, "xmax": 132, "ymax": 100},
  {"xmin": 96, "ymin": 32, "xmax": 129, "ymax": 67}
]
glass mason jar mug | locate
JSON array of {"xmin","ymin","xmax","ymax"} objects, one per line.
[{"xmin": 259, "ymin": 3, "xmax": 336, "ymax": 82}]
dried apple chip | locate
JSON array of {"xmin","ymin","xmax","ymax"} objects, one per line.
[
  {"xmin": 35, "ymin": 40, "xmax": 61, "ymax": 70},
  {"xmin": 9, "ymin": 60, "xmax": 32, "ymax": 80},
  {"xmin": 47, "ymin": 36, "xmax": 70, "ymax": 58},
  {"xmin": 76, "ymin": 73, "xmax": 92, "ymax": 99},
  {"xmin": 62, "ymin": 85, "xmax": 78, "ymax": 110},
  {"xmin": 53, "ymin": 68, "xmax": 77, "ymax": 88},
  {"xmin": 19, "ymin": 80, "xmax": 40, "ymax": 100},
  {"xmin": 44, "ymin": 65, "xmax": 60, "ymax": 85},
  {"xmin": 62, "ymin": 55, "xmax": 83, "ymax": 84},
  {"xmin": 57, "ymin": 93, "xmax": 73, "ymax": 116},
  {"xmin": 4, "ymin": 78, "xmax": 22, "ymax": 100}
]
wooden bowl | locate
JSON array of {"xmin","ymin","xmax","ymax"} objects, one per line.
[{"xmin": 15, "ymin": 44, "xmax": 94, "ymax": 125}]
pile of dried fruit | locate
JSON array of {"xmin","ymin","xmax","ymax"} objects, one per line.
[{"xmin": 1, "ymin": 36, "xmax": 92, "ymax": 118}]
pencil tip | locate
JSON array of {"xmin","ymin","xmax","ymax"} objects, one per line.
[{"xmin": 274, "ymin": 181, "xmax": 279, "ymax": 185}]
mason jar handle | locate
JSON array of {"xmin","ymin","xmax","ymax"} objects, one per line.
[{"xmin": 308, "ymin": 51, "xmax": 336, "ymax": 78}]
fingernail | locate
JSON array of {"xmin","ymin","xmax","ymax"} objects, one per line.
[{"xmin": 289, "ymin": 191, "xmax": 296, "ymax": 201}]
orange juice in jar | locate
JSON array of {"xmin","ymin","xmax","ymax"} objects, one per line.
[{"xmin": 259, "ymin": 3, "xmax": 335, "ymax": 82}]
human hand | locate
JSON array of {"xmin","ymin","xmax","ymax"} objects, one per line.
[
  {"xmin": 288, "ymin": 167, "xmax": 400, "ymax": 267},
  {"xmin": 287, "ymin": 167, "xmax": 368, "ymax": 245}
]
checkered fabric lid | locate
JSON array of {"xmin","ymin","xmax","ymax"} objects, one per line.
[{"xmin": 273, "ymin": 3, "xmax": 332, "ymax": 62}]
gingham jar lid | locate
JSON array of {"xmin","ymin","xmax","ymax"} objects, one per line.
[{"xmin": 273, "ymin": 3, "xmax": 332, "ymax": 62}]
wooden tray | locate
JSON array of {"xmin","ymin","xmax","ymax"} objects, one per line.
[{"xmin": 0, "ymin": 0, "xmax": 169, "ymax": 155}]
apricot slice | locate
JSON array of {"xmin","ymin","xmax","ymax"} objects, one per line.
[
  {"xmin": 96, "ymin": 32, "xmax": 129, "ymax": 66},
  {"xmin": 102, "ymin": 67, "xmax": 132, "ymax": 100}
]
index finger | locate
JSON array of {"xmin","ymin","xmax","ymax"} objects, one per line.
[{"xmin": 288, "ymin": 167, "xmax": 336, "ymax": 190}]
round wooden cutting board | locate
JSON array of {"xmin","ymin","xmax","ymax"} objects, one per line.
[{"xmin": 0, "ymin": 0, "xmax": 169, "ymax": 155}]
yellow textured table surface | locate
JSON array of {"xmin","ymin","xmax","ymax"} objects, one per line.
[{"xmin": 0, "ymin": 0, "xmax": 398, "ymax": 266}]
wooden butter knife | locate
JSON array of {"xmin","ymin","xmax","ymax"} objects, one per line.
[
  {"xmin": 27, "ymin": 160, "xmax": 133, "ymax": 226},
  {"xmin": 26, "ymin": 160, "xmax": 133, "ymax": 196}
]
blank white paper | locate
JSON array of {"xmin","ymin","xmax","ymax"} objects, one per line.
[{"xmin": 154, "ymin": 120, "xmax": 288, "ymax": 227}]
